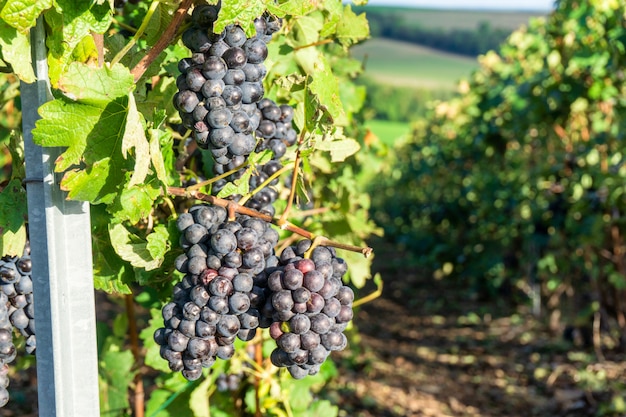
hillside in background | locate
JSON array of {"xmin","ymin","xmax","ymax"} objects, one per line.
[
  {"xmin": 356, "ymin": 6, "xmax": 546, "ymax": 56},
  {"xmin": 352, "ymin": 7, "xmax": 545, "ymax": 143},
  {"xmin": 351, "ymin": 38, "xmax": 478, "ymax": 90}
]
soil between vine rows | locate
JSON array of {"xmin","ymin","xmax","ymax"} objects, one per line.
[{"xmin": 328, "ymin": 240, "xmax": 626, "ymax": 417}]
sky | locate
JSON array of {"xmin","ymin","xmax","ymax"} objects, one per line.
[{"xmin": 364, "ymin": 0, "xmax": 555, "ymax": 11}]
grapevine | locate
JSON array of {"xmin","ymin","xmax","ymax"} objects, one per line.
[
  {"xmin": 152, "ymin": 1, "xmax": 371, "ymax": 382},
  {"xmin": 0, "ymin": 0, "xmax": 374, "ymax": 414}
]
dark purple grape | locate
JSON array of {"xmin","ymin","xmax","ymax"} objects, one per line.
[
  {"xmin": 240, "ymin": 82, "xmax": 264, "ymax": 103},
  {"xmin": 242, "ymin": 63, "xmax": 266, "ymax": 82},
  {"xmin": 192, "ymin": 4, "xmax": 219, "ymax": 28},
  {"xmin": 309, "ymin": 314, "xmax": 331, "ymax": 335},
  {"xmin": 208, "ymin": 40, "xmax": 230, "ymax": 57},
  {"xmin": 243, "ymin": 37, "xmax": 268, "ymax": 64},
  {"xmin": 207, "ymin": 108, "xmax": 232, "ymax": 129},
  {"xmin": 222, "ymin": 47, "xmax": 247, "ymax": 69},
  {"xmin": 175, "ymin": 90, "xmax": 200, "ymax": 113},
  {"xmin": 228, "ymin": 133, "xmax": 256, "ymax": 156},
  {"xmin": 186, "ymin": 68, "xmax": 206, "ymax": 92},
  {"xmin": 185, "ymin": 223, "xmax": 208, "ymax": 245},
  {"xmin": 221, "ymin": 85, "xmax": 243, "ymax": 106},
  {"xmin": 256, "ymin": 120, "xmax": 276, "ymax": 139},
  {"xmin": 202, "ymin": 56, "xmax": 228, "ymax": 80},
  {"xmin": 209, "ymin": 126, "xmax": 235, "ymax": 148},
  {"xmin": 182, "ymin": 28, "xmax": 211, "ymax": 53},
  {"xmin": 228, "ymin": 292, "xmax": 250, "ymax": 314},
  {"xmin": 224, "ymin": 25, "xmax": 247, "ymax": 47},
  {"xmin": 223, "ymin": 69, "xmax": 245, "ymax": 85},
  {"xmin": 201, "ymin": 79, "xmax": 225, "ymax": 98}
]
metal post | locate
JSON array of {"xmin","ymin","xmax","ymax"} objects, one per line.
[{"xmin": 21, "ymin": 17, "xmax": 101, "ymax": 417}]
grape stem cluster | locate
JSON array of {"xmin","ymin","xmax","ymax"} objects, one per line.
[{"xmin": 167, "ymin": 186, "xmax": 374, "ymax": 258}]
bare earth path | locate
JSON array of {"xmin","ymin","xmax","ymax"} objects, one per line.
[{"xmin": 330, "ymin": 243, "xmax": 626, "ymax": 417}]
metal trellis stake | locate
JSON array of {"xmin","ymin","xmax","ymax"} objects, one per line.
[{"xmin": 21, "ymin": 17, "xmax": 101, "ymax": 417}]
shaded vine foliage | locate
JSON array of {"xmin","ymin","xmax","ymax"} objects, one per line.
[
  {"xmin": 372, "ymin": 0, "xmax": 626, "ymax": 345},
  {"xmin": 0, "ymin": 0, "xmax": 376, "ymax": 415}
]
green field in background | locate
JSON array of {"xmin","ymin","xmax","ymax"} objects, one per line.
[
  {"xmin": 352, "ymin": 38, "xmax": 479, "ymax": 89},
  {"xmin": 361, "ymin": 6, "xmax": 544, "ymax": 31},
  {"xmin": 365, "ymin": 119, "xmax": 411, "ymax": 146}
]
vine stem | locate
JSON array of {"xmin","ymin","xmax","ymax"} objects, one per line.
[
  {"xmin": 278, "ymin": 150, "xmax": 301, "ymax": 225},
  {"xmin": 238, "ymin": 164, "xmax": 293, "ymax": 206},
  {"xmin": 167, "ymin": 186, "xmax": 373, "ymax": 257},
  {"xmin": 125, "ymin": 293, "xmax": 145, "ymax": 417},
  {"xmin": 130, "ymin": 0, "xmax": 194, "ymax": 82},
  {"xmin": 111, "ymin": 0, "xmax": 161, "ymax": 66},
  {"xmin": 254, "ymin": 341, "xmax": 263, "ymax": 417},
  {"xmin": 186, "ymin": 160, "xmax": 250, "ymax": 192}
]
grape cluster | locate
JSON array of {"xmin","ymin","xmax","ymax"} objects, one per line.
[
  {"xmin": 0, "ymin": 293, "xmax": 15, "ymax": 408},
  {"xmin": 265, "ymin": 240, "xmax": 353, "ymax": 379},
  {"xmin": 216, "ymin": 371, "xmax": 244, "ymax": 392},
  {"xmin": 174, "ymin": 3, "xmax": 281, "ymax": 172},
  {"xmin": 0, "ymin": 247, "xmax": 36, "ymax": 356},
  {"xmin": 154, "ymin": 203, "xmax": 280, "ymax": 380}
]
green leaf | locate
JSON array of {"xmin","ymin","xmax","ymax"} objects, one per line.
[
  {"xmin": 290, "ymin": 14, "xmax": 323, "ymax": 48},
  {"xmin": 189, "ymin": 375, "xmax": 212, "ymax": 417},
  {"xmin": 108, "ymin": 181, "xmax": 161, "ymax": 224},
  {"xmin": 308, "ymin": 400, "xmax": 339, "ymax": 417},
  {"xmin": 266, "ymin": 0, "xmax": 316, "ymax": 18},
  {"xmin": 0, "ymin": 20, "xmax": 35, "ymax": 82},
  {"xmin": 214, "ymin": 0, "xmax": 268, "ymax": 37},
  {"xmin": 122, "ymin": 93, "xmax": 150, "ymax": 187},
  {"xmin": 146, "ymin": 389, "xmax": 174, "ymax": 417},
  {"xmin": 57, "ymin": 62, "xmax": 134, "ymax": 106},
  {"xmin": 315, "ymin": 138, "xmax": 360, "ymax": 162},
  {"xmin": 32, "ymin": 63, "xmax": 139, "ymax": 204},
  {"xmin": 149, "ymin": 129, "xmax": 169, "ymax": 186},
  {"xmin": 44, "ymin": 1, "xmax": 112, "ymax": 85},
  {"xmin": 217, "ymin": 169, "xmax": 252, "ymax": 198},
  {"xmin": 91, "ymin": 205, "xmax": 132, "ymax": 294},
  {"xmin": 0, "ymin": 0, "xmax": 52, "ymax": 33},
  {"xmin": 0, "ymin": 179, "xmax": 27, "ymax": 257},
  {"xmin": 335, "ymin": 5, "xmax": 369, "ymax": 48},
  {"xmin": 99, "ymin": 344, "xmax": 135, "ymax": 414},
  {"xmin": 308, "ymin": 55, "xmax": 347, "ymax": 126},
  {"xmin": 108, "ymin": 223, "xmax": 164, "ymax": 270},
  {"xmin": 146, "ymin": 224, "xmax": 170, "ymax": 260}
]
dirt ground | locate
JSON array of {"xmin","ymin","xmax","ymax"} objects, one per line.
[{"xmin": 329, "ymin": 242, "xmax": 626, "ymax": 417}]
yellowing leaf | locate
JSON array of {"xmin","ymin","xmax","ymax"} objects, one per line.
[
  {"xmin": 122, "ymin": 93, "xmax": 150, "ymax": 187},
  {"xmin": 315, "ymin": 138, "xmax": 360, "ymax": 162}
]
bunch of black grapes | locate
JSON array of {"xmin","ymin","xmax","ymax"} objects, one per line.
[
  {"xmin": 265, "ymin": 240, "xmax": 354, "ymax": 379},
  {"xmin": 174, "ymin": 3, "xmax": 282, "ymax": 173},
  {"xmin": 154, "ymin": 203, "xmax": 280, "ymax": 380},
  {"xmin": 0, "ymin": 242, "xmax": 37, "ymax": 407}
]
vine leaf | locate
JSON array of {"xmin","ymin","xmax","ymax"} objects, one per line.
[
  {"xmin": 0, "ymin": 0, "xmax": 52, "ymax": 33},
  {"xmin": 0, "ymin": 20, "xmax": 35, "ymax": 82},
  {"xmin": 214, "ymin": 0, "xmax": 267, "ymax": 37},
  {"xmin": 315, "ymin": 138, "xmax": 360, "ymax": 162},
  {"xmin": 335, "ymin": 5, "xmax": 370, "ymax": 48},
  {"xmin": 44, "ymin": 0, "xmax": 112, "ymax": 86},
  {"xmin": 266, "ymin": 0, "xmax": 316, "ymax": 18},
  {"xmin": 33, "ymin": 63, "xmax": 161, "ymax": 207},
  {"xmin": 0, "ymin": 179, "xmax": 27, "ymax": 257},
  {"xmin": 92, "ymin": 206, "xmax": 132, "ymax": 294},
  {"xmin": 108, "ymin": 223, "xmax": 168, "ymax": 271},
  {"xmin": 308, "ymin": 55, "xmax": 347, "ymax": 126},
  {"xmin": 122, "ymin": 93, "xmax": 150, "ymax": 187}
]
